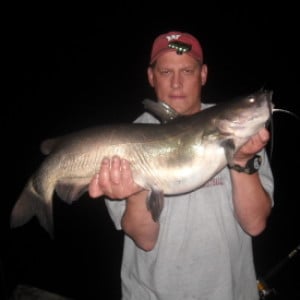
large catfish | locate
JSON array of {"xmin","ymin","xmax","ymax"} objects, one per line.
[{"xmin": 10, "ymin": 89, "xmax": 273, "ymax": 237}]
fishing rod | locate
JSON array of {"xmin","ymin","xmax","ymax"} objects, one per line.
[{"xmin": 256, "ymin": 244, "xmax": 300, "ymax": 299}]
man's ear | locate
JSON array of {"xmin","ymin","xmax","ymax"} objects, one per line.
[
  {"xmin": 201, "ymin": 64, "xmax": 208, "ymax": 86},
  {"xmin": 147, "ymin": 67, "xmax": 154, "ymax": 87}
]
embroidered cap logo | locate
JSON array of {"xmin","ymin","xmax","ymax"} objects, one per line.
[{"xmin": 168, "ymin": 41, "xmax": 192, "ymax": 55}]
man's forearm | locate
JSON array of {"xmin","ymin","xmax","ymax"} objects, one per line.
[
  {"xmin": 230, "ymin": 170, "xmax": 272, "ymax": 236},
  {"xmin": 121, "ymin": 190, "xmax": 160, "ymax": 251}
]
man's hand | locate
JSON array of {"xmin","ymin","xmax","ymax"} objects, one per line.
[
  {"xmin": 88, "ymin": 155, "xmax": 144, "ymax": 199},
  {"xmin": 233, "ymin": 128, "xmax": 270, "ymax": 165}
]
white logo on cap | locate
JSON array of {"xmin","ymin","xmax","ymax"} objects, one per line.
[{"xmin": 166, "ymin": 34, "xmax": 181, "ymax": 41}]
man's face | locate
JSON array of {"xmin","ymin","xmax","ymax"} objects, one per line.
[{"xmin": 148, "ymin": 51, "xmax": 207, "ymax": 115}]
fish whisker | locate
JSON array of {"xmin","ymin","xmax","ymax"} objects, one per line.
[
  {"xmin": 267, "ymin": 108, "xmax": 300, "ymax": 162},
  {"xmin": 272, "ymin": 108, "xmax": 300, "ymax": 120}
]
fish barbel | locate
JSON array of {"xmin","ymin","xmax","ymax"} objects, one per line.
[{"xmin": 10, "ymin": 89, "xmax": 273, "ymax": 237}]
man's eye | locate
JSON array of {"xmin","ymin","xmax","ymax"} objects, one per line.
[{"xmin": 183, "ymin": 69, "xmax": 193, "ymax": 74}]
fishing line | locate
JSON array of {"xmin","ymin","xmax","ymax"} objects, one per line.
[{"xmin": 267, "ymin": 109, "xmax": 300, "ymax": 161}]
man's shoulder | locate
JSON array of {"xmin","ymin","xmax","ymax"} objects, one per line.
[
  {"xmin": 134, "ymin": 112, "xmax": 161, "ymax": 124},
  {"xmin": 202, "ymin": 102, "xmax": 215, "ymax": 110}
]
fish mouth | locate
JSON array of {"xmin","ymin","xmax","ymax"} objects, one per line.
[{"xmin": 216, "ymin": 105, "xmax": 271, "ymax": 137}]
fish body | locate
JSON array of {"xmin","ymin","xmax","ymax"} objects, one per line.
[{"xmin": 10, "ymin": 89, "xmax": 273, "ymax": 237}]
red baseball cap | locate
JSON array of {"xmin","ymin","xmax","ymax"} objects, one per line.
[{"xmin": 150, "ymin": 31, "xmax": 203, "ymax": 65}]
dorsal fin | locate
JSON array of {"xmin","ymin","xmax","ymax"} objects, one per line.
[
  {"xmin": 40, "ymin": 138, "xmax": 60, "ymax": 155},
  {"xmin": 142, "ymin": 99, "xmax": 180, "ymax": 123}
]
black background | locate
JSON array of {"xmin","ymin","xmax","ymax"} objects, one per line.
[{"xmin": 2, "ymin": 4, "xmax": 300, "ymax": 300}]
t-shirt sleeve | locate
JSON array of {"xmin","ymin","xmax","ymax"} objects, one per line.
[
  {"xmin": 258, "ymin": 149, "xmax": 274, "ymax": 206},
  {"xmin": 105, "ymin": 198, "xmax": 126, "ymax": 230}
]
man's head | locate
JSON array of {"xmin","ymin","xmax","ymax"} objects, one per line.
[
  {"xmin": 150, "ymin": 31, "xmax": 203, "ymax": 66},
  {"xmin": 148, "ymin": 31, "xmax": 207, "ymax": 115}
]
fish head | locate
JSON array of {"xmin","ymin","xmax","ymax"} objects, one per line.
[{"xmin": 215, "ymin": 89, "xmax": 273, "ymax": 139}]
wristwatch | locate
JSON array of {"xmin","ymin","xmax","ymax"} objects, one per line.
[{"xmin": 228, "ymin": 155, "xmax": 262, "ymax": 174}]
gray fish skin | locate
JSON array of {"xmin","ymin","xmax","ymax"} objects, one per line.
[{"xmin": 10, "ymin": 89, "xmax": 273, "ymax": 237}]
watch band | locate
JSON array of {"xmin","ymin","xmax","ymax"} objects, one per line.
[{"xmin": 228, "ymin": 155, "xmax": 262, "ymax": 174}]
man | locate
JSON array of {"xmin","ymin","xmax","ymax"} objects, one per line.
[{"xmin": 89, "ymin": 31, "xmax": 274, "ymax": 300}]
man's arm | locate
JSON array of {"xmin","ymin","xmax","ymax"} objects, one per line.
[
  {"xmin": 230, "ymin": 128, "xmax": 273, "ymax": 236},
  {"xmin": 89, "ymin": 156, "xmax": 159, "ymax": 251}
]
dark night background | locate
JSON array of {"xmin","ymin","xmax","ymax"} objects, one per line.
[{"xmin": 2, "ymin": 4, "xmax": 300, "ymax": 300}]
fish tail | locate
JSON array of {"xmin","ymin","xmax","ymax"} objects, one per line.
[{"xmin": 10, "ymin": 179, "xmax": 54, "ymax": 238}]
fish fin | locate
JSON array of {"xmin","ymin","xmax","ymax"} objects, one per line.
[
  {"xmin": 10, "ymin": 180, "xmax": 54, "ymax": 238},
  {"xmin": 142, "ymin": 99, "xmax": 180, "ymax": 123},
  {"xmin": 146, "ymin": 189, "xmax": 164, "ymax": 222},
  {"xmin": 40, "ymin": 138, "xmax": 60, "ymax": 155},
  {"xmin": 55, "ymin": 179, "xmax": 88, "ymax": 204},
  {"xmin": 221, "ymin": 139, "xmax": 236, "ymax": 166}
]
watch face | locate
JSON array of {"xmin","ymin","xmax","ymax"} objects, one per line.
[{"xmin": 253, "ymin": 156, "xmax": 262, "ymax": 170}]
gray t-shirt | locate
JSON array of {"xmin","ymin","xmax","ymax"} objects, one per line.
[{"xmin": 105, "ymin": 103, "xmax": 274, "ymax": 300}]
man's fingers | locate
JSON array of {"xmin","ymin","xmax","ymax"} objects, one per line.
[
  {"xmin": 89, "ymin": 156, "xmax": 141, "ymax": 199},
  {"xmin": 110, "ymin": 156, "xmax": 121, "ymax": 184},
  {"xmin": 258, "ymin": 128, "xmax": 270, "ymax": 144},
  {"xmin": 121, "ymin": 158, "xmax": 133, "ymax": 182},
  {"xmin": 98, "ymin": 157, "xmax": 111, "ymax": 185},
  {"xmin": 89, "ymin": 173, "xmax": 104, "ymax": 198}
]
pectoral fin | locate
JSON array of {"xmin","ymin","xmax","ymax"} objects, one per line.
[
  {"xmin": 146, "ymin": 189, "xmax": 164, "ymax": 222},
  {"xmin": 221, "ymin": 139, "xmax": 236, "ymax": 166}
]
